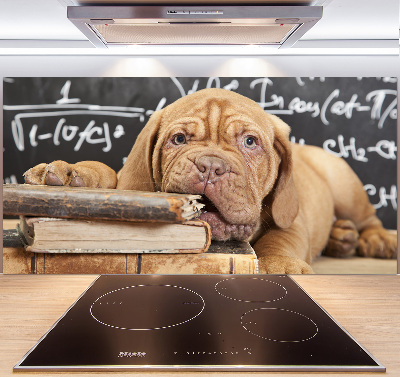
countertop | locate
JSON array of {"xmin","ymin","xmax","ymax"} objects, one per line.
[{"xmin": 1, "ymin": 274, "xmax": 399, "ymax": 376}]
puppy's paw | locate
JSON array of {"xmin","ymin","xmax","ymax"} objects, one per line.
[
  {"xmin": 23, "ymin": 163, "xmax": 48, "ymax": 185},
  {"xmin": 24, "ymin": 161, "xmax": 117, "ymax": 189},
  {"xmin": 323, "ymin": 219, "xmax": 359, "ymax": 258},
  {"xmin": 24, "ymin": 161, "xmax": 84, "ymax": 186},
  {"xmin": 358, "ymin": 227, "xmax": 397, "ymax": 259},
  {"xmin": 258, "ymin": 255, "xmax": 314, "ymax": 274}
]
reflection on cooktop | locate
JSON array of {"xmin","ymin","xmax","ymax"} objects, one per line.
[{"xmin": 14, "ymin": 275, "xmax": 385, "ymax": 372}]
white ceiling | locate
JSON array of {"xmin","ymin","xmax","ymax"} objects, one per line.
[{"xmin": 0, "ymin": 0, "xmax": 398, "ymax": 49}]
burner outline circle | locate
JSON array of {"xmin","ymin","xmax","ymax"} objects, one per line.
[
  {"xmin": 241, "ymin": 307, "xmax": 319, "ymax": 343},
  {"xmin": 89, "ymin": 284, "xmax": 205, "ymax": 331},
  {"xmin": 215, "ymin": 277, "xmax": 287, "ymax": 303}
]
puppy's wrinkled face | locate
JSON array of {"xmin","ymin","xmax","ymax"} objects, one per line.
[{"xmin": 154, "ymin": 93, "xmax": 281, "ymax": 241}]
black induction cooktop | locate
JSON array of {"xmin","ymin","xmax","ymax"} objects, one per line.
[{"xmin": 14, "ymin": 274, "xmax": 384, "ymax": 372}]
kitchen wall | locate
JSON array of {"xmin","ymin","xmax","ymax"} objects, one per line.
[{"xmin": 0, "ymin": 54, "xmax": 399, "ymax": 77}]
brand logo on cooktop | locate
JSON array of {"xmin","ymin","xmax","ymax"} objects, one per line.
[{"xmin": 118, "ymin": 351, "xmax": 146, "ymax": 358}]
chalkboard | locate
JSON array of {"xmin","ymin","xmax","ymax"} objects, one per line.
[{"xmin": 3, "ymin": 77, "xmax": 397, "ymax": 229}]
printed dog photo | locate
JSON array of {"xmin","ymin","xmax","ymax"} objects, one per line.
[{"xmin": 3, "ymin": 77, "xmax": 398, "ymax": 274}]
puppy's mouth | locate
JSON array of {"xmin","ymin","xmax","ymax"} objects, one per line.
[
  {"xmin": 198, "ymin": 196, "xmax": 255, "ymax": 242},
  {"xmin": 200, "ymin": 196, "xmax": 219, "ymax": 214}
]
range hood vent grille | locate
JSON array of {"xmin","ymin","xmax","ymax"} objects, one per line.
[
  {"xmin": 92, "ymin": 23, "xmax": 297, "ymax": 45},
  {"xmin": 68, "ymin": 5, "xmax": 322, "ymax": 48}
]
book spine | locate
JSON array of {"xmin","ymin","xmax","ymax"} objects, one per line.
[{"xmin": 3, "ymin": 184, "xmax": 202, "ymax": 223}]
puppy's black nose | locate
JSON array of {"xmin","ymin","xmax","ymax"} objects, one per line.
[{"xmin": 196, "ymin": 156, "xmax": 227, "ymax": 177}]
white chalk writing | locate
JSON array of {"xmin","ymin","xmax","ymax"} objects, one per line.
[
  {"xmin": 366, "ymin": 90, "xmax": 397, "ymax": 128},
  {"xmin": 296, "ymin": 77, "xmax": 326, "ymax": 86},
  {"xmin": 56, "ymin": 80, "xmax": 81, "ymax": 105},
  {"xmin": 8, "ymin": 110, "xmax": 136, "ymax": 152},
  {"xmin": 364, "ymin": 184, "xmax": 397, "ymax": 210},
  {"xmin": 247, "ymin": 79, "xmax": 397, "ymax": 127},
  {"xmin": 171, "ymin": 76, "xmax": 239, "ymax": 97},
  {"xmin": 4, "ymin": 79, "xmax": 150, "ymax": 151},
  {"xmin": 288, "ymin": 97, "xmax": 320, "ymax": 117},
  {"xmin": 3, "ymin": 175, "xmax": 18, "ymax": 184},
  {"xmin": 323, "ymin": 135, "xmax": 397, "ymax": 162},
  {"xmin": 74, "ymin": 120, "xmax": 111, "ymax": 152},
  {"xmin": 290, "ymin": 136, "xmax": 306, "ymax": 145}
]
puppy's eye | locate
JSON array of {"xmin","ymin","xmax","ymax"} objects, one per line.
[
  {"xmin": 172, "ymin": 133, "xmax": 187, "ymax": 145},
  {"xmin": 243, "ymin": 136, "xmax": 257, "ymax": 149}
]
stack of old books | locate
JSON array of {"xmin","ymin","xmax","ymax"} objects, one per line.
[{"xmin": 3, "ymin": 184, "xmax": 257, "ymax": 274}]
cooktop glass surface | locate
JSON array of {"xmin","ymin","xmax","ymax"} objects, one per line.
[{"xmin": 15, "ymin": 274, "xmax": 384, "ymax": 372}]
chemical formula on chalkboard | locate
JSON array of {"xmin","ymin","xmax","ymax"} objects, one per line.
[{"xmin": 3, "ymin": 77, "xmax": 397, "ymax": 229}]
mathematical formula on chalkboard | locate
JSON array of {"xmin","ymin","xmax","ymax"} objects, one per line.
[{"xmin": 3, "ymin": 77, "xmax": 397, "ymax": 229}]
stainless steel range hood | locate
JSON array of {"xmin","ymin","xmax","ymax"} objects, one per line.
[{"xmin": 67, "ymin": 5, "xmax": 322, "ymax": 48}]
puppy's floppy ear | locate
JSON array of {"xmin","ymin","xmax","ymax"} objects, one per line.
[
  {"xmin": 268, "ymin": 115, "xmax": 299, "ymax": 229},
  {"xmin": 117, "ymin": 110, "xmax": 163, "ymax": 191}
]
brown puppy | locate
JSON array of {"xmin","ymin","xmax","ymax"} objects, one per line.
[{"xmin": 25, "ymin": 88, "xmax": 397, "ymax": 273}]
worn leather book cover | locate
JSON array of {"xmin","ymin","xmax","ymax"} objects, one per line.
[{"xmin": 3, "ymin": 184, "xmax": 204, "ymax": 223}]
